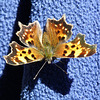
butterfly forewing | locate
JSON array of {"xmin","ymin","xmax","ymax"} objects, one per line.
[
  {"xmin": 54, "ymin": 33, "xmax": 97, "ymax": 58},
  {"xmin": 16, "ymin": 21, "xmax": 43, "ymax": 50},
  {"xmin": 4, "ymin": 41, "xmax": 44, "ymax": 66},
  {"xmin": 43, "ymin": 14, "xmax": 73, "ymax": 47}
]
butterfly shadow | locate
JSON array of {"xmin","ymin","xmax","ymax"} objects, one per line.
[
  {"xmin": 23, "ymin": 58, "xmax": 73, "ymax": 95},
  {"xmin": 0, "ymin": 0, "xmax": 31, "ymax": 100},
  {"xmin": 40, "ymin": 58, "xmax": 73, "ymax": 95}
]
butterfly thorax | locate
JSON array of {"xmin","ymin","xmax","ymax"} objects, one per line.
[{"xmin": 43, "ymin": 46, "xmax": 53, "ymax": 64}]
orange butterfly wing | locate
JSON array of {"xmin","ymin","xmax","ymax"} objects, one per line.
[
  {"xmin": 4, "ymin": 42, "xmax": 44, "ymax": 66},
  {"xmin": 4, "ymin": 21, "xmax": 45, "ymax": 66},
  {"xmin": 17, "ymin": 21, "xmax": 43, "ymax": 50},
  {"xmin": 54, "ymin": 33, "xmax": 97, "ymax": 58},
  {"xmin": 42, "ymin": 14, "xmax": 73, "ymax": 47}
]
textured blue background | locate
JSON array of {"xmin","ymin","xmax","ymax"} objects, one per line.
[{"xmin": 0, "ymin": 0, "xmax": 100, "ymax": 100}]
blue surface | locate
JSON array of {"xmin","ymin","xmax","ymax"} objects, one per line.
[{"xmin": 0, "ymin": 0, "xmax": 100, "ymax": 100}]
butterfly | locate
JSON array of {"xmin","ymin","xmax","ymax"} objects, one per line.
[{"xmin": 4, "ymin": 14, "xmax": 97, "ymax": 79}]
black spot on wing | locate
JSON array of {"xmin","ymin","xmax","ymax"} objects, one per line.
[
  {"xmin": 76, "ymin": 47, "xmax": 79, "ymax": 49},
  {"xmin": 62, "ymin": 37, "xmax": 65, "ymax": 40},
  {"xmin": 28, "ymin": 49, "xmax": 31, "ymax": 54},
  {"xmin": 58, "ymin": 36, "xmax": 62, "ymax": 40},
  {"xmin": 30, "ymin": 34, "xmax": 34, "ymax": 38},
  {"xmin": 63, "ymin": 54, "xmax": 65, "ymax": 56},
  {"xmin": 20, "ymin": 54, "xmax": 22, "ymax": 56},
  {"xmin": 57, "ymin": 30, "xmax": 60, "ymax": 34},
  {"xmin": 31, "ymin": 54, "xmax": 37, "ymax": 59},
  {"xmin": 28, "ymin": 40, "xmax": 34, "ymax": 45},
  {"xmin": 71, "ymin": 45, "xmax": 75, "ymax": 48},
  {"xmin": 34, "ymin": 57, "xmax": 36, "ymax": 59},
  {"xmin": 64, "ymin": 50, "xmax": 67, "ymax": 53},
  {"xmin": 65, "ymin": 45, "xmax": 69, "ymax": 49},
  {"xmin": 28, "ymin": 41, "xmax": 31, "ymax": 45},
  {"xmin": 31, "ymin": 40, "xmax": 34, "ymax": 44},
  {"xmin": 68, "ymin": 51, "xmax": 75, "ymax": 57},
  {"xmin": 15, "ymin": 57, "xmax": 18, "ymax": 60},
  {"xmin": 58, "ymin": 36, "xmax": 65, "ymax": 41},
  {"xmin": 24, "ymin": 56, "xmax": 32, "ymax": 62},
  {"xmin": 22, "ymin": 51, "xmax": 26, "ymax": 53},
  {"xmin": 31, "ymin": 54, "xmax": 34, "ymax": 58}
]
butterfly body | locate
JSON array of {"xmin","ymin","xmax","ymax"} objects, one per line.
[
  {"xmin": 4, "ymin": 15, "xmax": 97, "ymax": 66},
  {"xmin": 42, "ymin": 46, "xmax": 53, "ymax": 63}
]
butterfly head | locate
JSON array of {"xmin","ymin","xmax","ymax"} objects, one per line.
[
  {"xmin": 46, "ymin": 58, "xmax": 52, "ymax": 64},
  {"xmin": 45, "ymin": 56, "xmax": 56, "ymax": 64}
]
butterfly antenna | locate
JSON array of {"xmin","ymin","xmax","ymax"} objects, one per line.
[
  {"xmin": 54, "ymin": 63, "xmax": 67, "ymax": 75},
  {"xmin": 33, "ymin": 61, "xmax": 47, "ymax": 80},
  {"xmin": 55, "ymin": 59, "xmax": 65, "ymax": 64}
]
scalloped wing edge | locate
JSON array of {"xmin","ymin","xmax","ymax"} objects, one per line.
[
  {"xmin": 72, "ymin": 33, "xmax": 97, "ymax": 56},
  {"xmin": 3, "ymin": 41, "xmax": 44, "ymax": 66},
  {"xmin": 46, "ymin": 14, "xmax": 73, "ymax": 41},
  {"xmin": 3, "ymin": 41, "xmax": 25, "ymax": 66},
  {"xmin": 54, "ymin": 33, "xmax": 97, "ymax": 58},
  {"xmin": 16, "ymin": 21, "xmax": 43, "ymax": 47}
]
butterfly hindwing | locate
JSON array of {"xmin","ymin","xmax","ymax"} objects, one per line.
[
  {"xmin": 54, "ymin": 33, "xmax": 97, "ymax": 58},
  {"xmin": 17, "ymin": 21, "xmax": 43, "ymax": 50},
  {"xmin": 4, "ymin": 41, "xmax": 44, "ymax": 66},
  {"xmin": 43, "ymin": 14, "xmax": 73, "ymax": 47}
]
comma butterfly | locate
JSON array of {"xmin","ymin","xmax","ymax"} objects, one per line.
[{"xmin": 4, "ymin": 15, "xmax": 97, "ymax": 79}]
